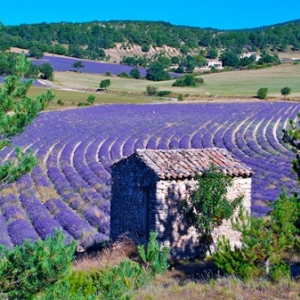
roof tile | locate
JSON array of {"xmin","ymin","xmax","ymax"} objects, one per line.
[{"xmin": 135, "ymin": 148, "xmax": 252, "ymax": 179}]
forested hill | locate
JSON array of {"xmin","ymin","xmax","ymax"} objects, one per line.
[{"xmin": 1, "ymin": 20, "xmax": 300, "ymax": 60}]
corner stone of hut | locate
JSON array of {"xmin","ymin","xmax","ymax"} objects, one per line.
[{"xmin": 110, "ymin": 148, "xmax": 252, "ymax": 259}]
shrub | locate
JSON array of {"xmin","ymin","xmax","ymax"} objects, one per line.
[
  {"xmin": 57, "ymin": 99, "xmax": 64, "ymax": 105},
  {"xmin": 256, "ymin": 87, "xmax": 268, "ymax": 99},
  {"xmin": 146, "ymin": 85, "xmax": 157, "ymax": 96},
  {"xmin": 183, "ymin": 165, "xmax": 243, "ymax": 254},
  {"xmin": 281, "ymin": 86, "xmax": 291, "ymax": 99},
  {"xmin": 105, "ymin": 71, "xmax": 111, "ymax": 76},
  {"xmin": 157, "ymin": 91, "xmax": 171, "ymax": 97},
  {"xmin": 137, "ymin": 232, "xmax": 170, "ymax": 275},
  {"xmin": 117, "ymin": 72, "xmax": 130, "ymax": 78},
  {"xmin": 213, "ymin": 190, "xmax": 300, "ymax": 281},
  {"xmin": 195, "ymin": 77, "xmax": 204, "ymax": 84},
  {"xmin": 0, "ymin": 230, "xmax": 76, "ymax": 299},
  {"xmin": 87, "ymin": 95, "xmax": 95, "ymax": 105},
  {"xmin": 178, "ymin": 94, "xmax": 184, "ymax": 101},
  {"xmin": 77, "ymin": 102, "xmax": 90, "ymax": 107},
  {"xmin": 173, "ymin": 75, "xmax": 198, "ymax": 87}
]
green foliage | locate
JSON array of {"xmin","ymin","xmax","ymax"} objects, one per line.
[
  {"xmin": 184, "ymin": 165, "xmax": 243, "ymax": 252},
  {"xmin": 99, "ymin": 79, "xmax": 111, "ymax": 89},
  {"xmin": 178, "ymin": 94, "xmax": 184, "ymax": 101},
  {"xmin": 173, "ymin": 75, "xmax": 199, "ymax": 87},
  {"xmin": 105, "ymin": 71, "xmax": 112, "ymax": 76},
  {"xmin": 256, "ymin": 87, "xmax": 268, "ymax": 99},
  {"xmin": 157, "ymin": 90, "xmax": 171, "ymax": 97},
  {"xmin": 283, "ymin": 114, "xmax": 300, "ymax": 179},
  {"xmin": 130, "ymin": 67, "xmax": 141, "ymax": 79},
  {"xmin": 0, "ymin": 230, "xmax": 76, "ymax": 299},
  {"xmin": 57, "ymin": 99, "xmax": 64, "ymax": 105},
  {"xmin": 72, "ymin": 61, "xmax": 85, "ymax": 72},
  {"xmin": 146, "ymin": 61, "xmax": 171, "ymax": 81},
  {"xmin": 28, "ymin": 46, "xmax": 44, "ymax": 59},
  {"xmin": 146, "ymin": 85, "xmax": 157, "ymax": 96},
  {"xmin": 281, "ymin": 86, "xmax": 291, "ymax": 99},
  {"xmin": 93, "ymin": 259, "xmax": 149, "ymax": 300},
  {"xmin": 118, "ymin": 72, "xmax": 130, "ymax": 78},
  {"xmin": 220, "ymin": 51, "xmax": 240, "ymax": 67},
  {"xmin": 39, "ymin": 62, "xmax": 54, "ymax": 80},
  {"xmin": 137, "ymin": 232, "xmax": 170, "ymax": 275},
  {"xmin": 87, "ymin": 94, "xmax": 95, "ymax": 105},
  {"xmin": 0, "ymin": 53, "xmax": 54, "ymax": 186},
  {"xmin": 213, "ymin": 190, "xmax": 300, "ymax": 281},
  {"xmin": 0, "ymin": 148, "xmax": 37, "ymax": 184},
  {"xmin": 77, "ymin": 102, "xmax": 90, "ymax": 107}
]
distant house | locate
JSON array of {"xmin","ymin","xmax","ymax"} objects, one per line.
[
  {"xmin": 110, "ymin": 148, "xmax": 252, "ymax": 259},
  {"xmin": 240, "ymin": 52, "xmax": 261, "ymax": 61},
  {"xmin": 206, "ymin": 59, "xmax": 223, "ymax": 69}
]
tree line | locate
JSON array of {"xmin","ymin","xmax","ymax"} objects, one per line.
[{"xmin": 1, "ymin": 20, "xmax": 300, "ymax": 61}]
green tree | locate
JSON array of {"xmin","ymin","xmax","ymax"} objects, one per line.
[
  {"xmin": 146, "ymin": 61, "xmax": 171, "ymax": 81},
  {"xmin": 220, "ymin": 51, "xmax": 240, "ymax": 67},
  {"xmin": 99, "ymin": 79, "xmax": 111, "ymax": 90},
  {"xmin": 0, "ymin": 231, "xmax": 76, "ymax": 299},
  {"xmin": 183, "ymin": 165, "xmax": 243, "ymax": 253},
  {"xmin": 72, "ymin": 61, "xmax": 85, "ymax": 72},
  {"xmin": 28, "ymin": 46, "xmax": 44, "ymax": 59},
  {"xmin": 281, "ymin": 86, "xmax": 291, "ymax": 99},
  {"xmin": 207, "ymin": 48, "xmax": 218, "ymax": 59},
  {"xmin": 39, "ymin": 62, "xmax": 54, "ymax": 80},
  {"xmin": 130, "ymin": 67, "xmax": 141, "ymax": 79},
  {"xmin": 213, "ymin": 190, "xmax": 300, "ymax": 281},
  {"xmin": 256, "ymin": 87, "xmax": 268, "ymax": 99},
  {"xmin": 0, "ymin": 54, "xmax": 54, "ymax": 186}
]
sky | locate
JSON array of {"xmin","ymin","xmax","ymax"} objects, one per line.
[{"xmin": 2, "ymin": 0, "xmax": 300, "ymax": 30}]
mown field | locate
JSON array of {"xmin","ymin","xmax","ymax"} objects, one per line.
[{"xmin": 52, "ymin": 63, "xmax": 300, "ymax": 98}]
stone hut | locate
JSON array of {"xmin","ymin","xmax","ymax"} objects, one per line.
[{"xmin": 110, "ymin": 148, "xmax": 252, "ymax": 258}]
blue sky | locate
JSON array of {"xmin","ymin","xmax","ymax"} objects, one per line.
[{"xmin": 2, "ymin": 0, "xmax": 300, "ymax": 30}]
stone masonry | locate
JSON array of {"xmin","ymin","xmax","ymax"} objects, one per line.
[{"xmin": 110, "ymin": 148, "xmax": 252, "ymax": 259}]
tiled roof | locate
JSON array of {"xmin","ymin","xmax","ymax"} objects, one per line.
[{"xmin": 135, "ymin": 148, "xmax": 252, "ymax": 179}]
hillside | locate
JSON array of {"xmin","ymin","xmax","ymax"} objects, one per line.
[{"xmin": 1, "ymin": 20, "xmax": 300, "ymax": 63}]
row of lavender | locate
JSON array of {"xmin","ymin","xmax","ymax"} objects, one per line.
[{"xmin": 0, "ymin": 102, "xmax": 299, "ymax": 249}]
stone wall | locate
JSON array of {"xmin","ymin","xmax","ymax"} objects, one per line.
[
  {"xmin": 111, "ymin": 153, "xmax": 252, "ymax": 259},
  {"xmin": 110, "ymin": 154, "xmax": 158, "ymax": 244},
  {"xmin": 154, "ymin": 177, "xmax": 251, "ymax": 258}
]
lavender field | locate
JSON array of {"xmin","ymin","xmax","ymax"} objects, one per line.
[{"xmin": 1, "ymin": 102, "xmax": 299, "ymax": 249}]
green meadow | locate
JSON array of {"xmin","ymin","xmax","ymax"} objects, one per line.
[{"xmin": 23, "ymin": 63, "xmax": 300, "ymax": 110}]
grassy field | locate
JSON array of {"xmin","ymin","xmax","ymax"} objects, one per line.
[
  {"xmin": 52, "ymin": 63, "xmax": 300, "ymax": 98},
  {"xmin": 4, "ymin": 62, "xmax": 299, "ymax": 110}
]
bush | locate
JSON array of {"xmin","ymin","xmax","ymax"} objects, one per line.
[
  {"xmin": 213, "ymin": 190, "xmax": 300, "ymax": 281},
  {"xmin": 281, "ymin": 86, "xmax": 291, "ymax": 99},
  {"xmin": 173, "ymin": 75, "xmax": 198, "ymax": 87},
  {"xmin": 117, "ymin": 72, "xmax": 130, "ymax": 78},
  {"xmin": 137, "ymin": 232, "xmax": 170, "ymax": 275},
  {"xmin": 87, "ymin": 95, "xmax": 95, "ymax": 105},
  {"xmin": 178, "ymin": 94, "xmax": 184, "ymax": 101},
  {"xmin": 157, "ymin": 91, "xmax": 171, "ymax": 97},
  {"xmin": 256, "ymin": 87, "xmax": 268, "ymax": 99},
  {"xmin": 195, "ymin": 77, "xmax": 204, "ymax": 84},
  {"xmin": 57, "ymin": 99, "xmax": 64, "ymax": 105},
  {"xmin": 0, "ymin": 230, "xmax": 76, "ymax": 299},
  {"xmin": 146, "ymin": 85, "xmax": 158, "ymax": 96},
  {"xmin": 77, "ymin": 102, "xmax": 90, "ymax": 107}
]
